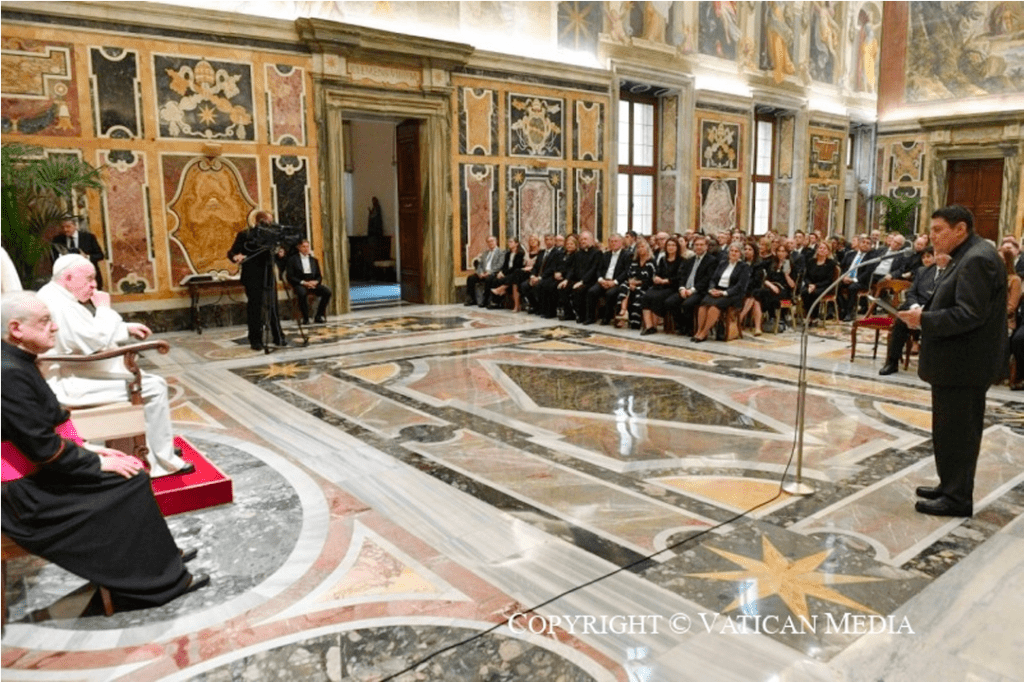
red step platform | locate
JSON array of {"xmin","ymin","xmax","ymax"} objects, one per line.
[{"xmin": 151, "ymin": 437, "xmax": 234, "ymax": 516}]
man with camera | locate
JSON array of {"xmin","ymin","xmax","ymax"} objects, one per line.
[{"xmin": 228, "ymin": 210, "xmax": 287, "ymax": 351}]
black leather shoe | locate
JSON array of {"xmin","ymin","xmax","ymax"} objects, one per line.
[
  {"xmin": 878, "ymin": 362, "xmax": 899, "ymax": 376},
  {"xmin": 180, "ymin": 548, "xmax": 198, "ymax": 563},
  {"xmin": 641, "ymin": 327, "xmax": 657, "ymax": 336},
  {"xmin": 250, "ymin": 343, "xmax": 264, "ymax": 351},
  {"xmin": 301, "ymin": 318, "xmax": 310, "ymax": 325},
  {"xmin": 915, "ymin": 497, "xmax": 972, "ymax": 517},
  {"xmin": 183, "ymin": 572, "xmax": 211, "ymax": 594},
  {"xmin": 174, "ymin": 461, "xmax": 196, "ymax": 476},
  {"xmin": 314, "ymin": 316, "xmax": 326, "ymax": 324},
  {"xmin": 915, "ymin": 485, "xmax": 942, "ymax": 500}
]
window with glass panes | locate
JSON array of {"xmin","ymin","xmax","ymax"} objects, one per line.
[
  {"xmin": 751, "ymin": 115, "xmax": 775, "ymax": 236},
  {"xmin": 616, "ymin": 93, "xmax": 658, "ymax": 235}
]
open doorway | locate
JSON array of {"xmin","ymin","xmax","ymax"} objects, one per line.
[{"xmin": 344, "ymin": 117, "xmax": 402, "ymax": 307}]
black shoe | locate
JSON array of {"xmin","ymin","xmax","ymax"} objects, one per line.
[
  {"xmin": 250, "ymin": 343, "xmax": 264, "ymax": 351},
  {"xmin": 464, "ymin": 300, "xmax": 475, "ymax": 306},
  {"xmin": 599, "ymin": 319, "xmax": 610, "ymax": 326},
  {"xmin": 276, "ymin": 338, "xmax": 288, "ymax": 347},
  {"xmin": 173, "ymin": 461, "xmax": 196, "ymax": 476},
  {"xmin": 641, "ymin": 327, "xmax": 657, "ymax": 336},
  {"xmin": 580, "ymin": 319, "xmax": 594, "ymax": 326},
  {"xmin": 915, "ymin": 485, "xmax": 942, "ymax": 500},
  {"xmin": 878, "ymin": 362, "xmax": 899, "ymax": 376},
  {"xmin": 183, "ymin": 572, "xmax": 211, "ymax": 595},
  {"xmin": 315, "ymin": 316, "xmax": 326, "ymax": 324},
  {"xmin": 915, "ymin": 497, "xmax": 972, "ymax": 517},
  {"xmin": 301, "ymin": 318, "xmax": 310, "ymax": 325},
  {"xmin": 180, "ymin": 548, "xmax": 198, "ymax": 563},
  {"xmin": 174, "ymin": 446, "xmax": 183, "ymax": 457}
]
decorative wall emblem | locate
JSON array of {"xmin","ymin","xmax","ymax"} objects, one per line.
[
  {"xmin": 700, "ymin": 120, "xmax": 740, "ymax": 170},
  {"xmin": 460, "ymin": 87, "xmax": 497, "ymax": 156},
  {"xmin": 90, "ymin": 47, "xmax": 141, "ymax": 139},
  {"xmin": 509, "ymin": 94, "xmax": 563, "ymax": 158},
  {"xmin": 889, "ymin": 140, "xmax": 926, "ymax": 182},
  {"xmin": 809, "ymin": 133, "xmax": 842, "ymax": 180},
  {"xmin": 1, "ymin": 39, "xmax": 79, "ymax": 135},
  {"xmin": 155, "ymin": 56, "xmax": 254, "ymax": 140},
  {"xmin": 700, "ymin": 178, "xmax": 738, "ymax": 233}
]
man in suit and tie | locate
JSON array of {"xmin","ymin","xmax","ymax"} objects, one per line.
[
  {"xmin": 838, "ymin": 235, "xmax": 880, "ymax": 321},
  {"xmin": 584, "ymin": 233, "xmax": 630, "ymax": 325},
  {"xmin": 897, "ymin": 205, "xmax": 1007, "ymax": 517},
  {"xmin": 285, "ymin": 239, "xmax": 332, "ymax": 324},
  {"xmin": 665, "ymin": 235, "xmax": 716, "ymax": 336},
  {"xmin": 51, "ymin": 217, "xmax": 106, "ymax": 290},
  {"xmin": 569, "ymin": 230, "xmax": 603, "ymax": 323},
  {"xmin": 465, "ymin": 236, "xmax": 504, "ymax": 306},
  {"xmin": 878, "ymin": 246, "xmax": 939, "ymax": 376}
]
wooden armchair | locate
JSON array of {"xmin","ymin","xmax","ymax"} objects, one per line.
[
  {"xmin": 38, "ymin": 340, "xmax": 170, "ymax": 462},
  {"xmin": 850, "ymin": 280, "xmax": 912, "ymax": 363}
]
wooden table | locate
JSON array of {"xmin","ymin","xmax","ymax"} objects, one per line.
[{"xmin": 182, "ymin": 276, "xmax": 246, "ymax": 334}]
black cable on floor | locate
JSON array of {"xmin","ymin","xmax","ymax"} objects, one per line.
[{"xmin": 380, "ymin": 402, "xmax": 805, "ymax": 681}]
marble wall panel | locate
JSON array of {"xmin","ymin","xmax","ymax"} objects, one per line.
[
  {"xmin": 164, "ymin": 154, "xmax": 259, "ymax": 282},
  {"xmin": 265, "ymin": 63, "xmax": 306, "ymax": 146},
  {"xmin": 574, "ymin": 168, "xmax": 602, "ymax": 236},
  {"xmin": 573, "ymin": 100, "xmax": 603, "ymax": 161},
  {"xmin": 271, "ymin": 155, "xmax": 310, "ymax": 234},
  {"xmin": 154, "ymin": 55, "xmax": 254, "ymax": 141},
  {"xmin": 699, "ymin": 177, "xmax": 738, "ymax": 233},
  {"xmin": 660, "ymin": 95, "xmax": 677, "ymax": 171},
  {"xmin": 809, "ymin": 131, "xmax": 844, "ymax": 181},
  {"xmin": 508, "ymin": 166, "xmax": 565, "ymax": 240},
  {"xmin": 808, "ymin": 183, "xmax": 838, "ymax": 235},
  {"xmin": 508, "ymin": 93, "xmax": 563, "ymax": 159},
  {"xmin": 1, "ymin": 38, "xmax": 80, "ymax": 136},
  {"xmin": 90, "ymin": 47, "xmax": 141, "ymax": 139},
  {"xmin": 778, "ymin": 114, "xmax": 795, "ymax": 179},
  {"xmin": 659, "ymin": 174, "xmax": 676, "ymax": 233},
  {"xmin": 101, "ymin": 150, "xmax": 155, "ymax": 293},
  {"xmin": 700, "ymin": 118, "xmax": 741, "ymax": 171},
  {"xmin": 775, "ymin": 181, "xmax": 792, "ymax": 232},
  {"xmin": 459, "ymin": 87, "xmax": 498, "ymax": 156},
  {"xmin": 889, "ymin": 140, "xmax": 926, "ymax": 183},
  {"xmin": 460, "ymin": 163, "xmax": 499, "ymax": 270}
]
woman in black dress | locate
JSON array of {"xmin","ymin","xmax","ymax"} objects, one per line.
[
  {"xmin": 738, "ymin": 241, "xmax": 766, "ymax": 333},
  {"xmin": 640, "ymin": 236, "xmax": 683, "ymax": 335},
  {"xmin": 554, "ymin": 233, "xmax": 580, "ymax": 320},
  {"xmin": 751, "ymin": 243, "xmax": 796, "ymax": 334},
  {"xmin": 801, "ymin": 241, "xmax": 838, "ymax": 324},
  {"xmin": 692, "ymin": 242, "xmax": 750, "ymax": 342}
]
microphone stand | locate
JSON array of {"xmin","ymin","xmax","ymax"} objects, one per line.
[{"xmin": 783, "ymin": 251, "xmax": 901, "ymax": 496}]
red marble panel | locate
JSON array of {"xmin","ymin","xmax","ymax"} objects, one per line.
[
  {"xmin": 101, "ymin": 150, "xmax": 156, "ymax": 292},
  {"xmin": 265, "ymin": 64, "xmax": 305, "ymax": 146},
  {"xmin": 0, "ymin": 38, "xmax": 81, "ymax": 136}
]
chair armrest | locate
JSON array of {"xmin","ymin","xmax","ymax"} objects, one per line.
[{"xmin": 39, "ymin": 341, "xmax": 170, "ymax": 405}]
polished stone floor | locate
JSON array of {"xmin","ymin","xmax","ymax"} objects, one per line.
[{"xmin": 3, "ymin": 305, "xmax": 1022, "ymax": 681}]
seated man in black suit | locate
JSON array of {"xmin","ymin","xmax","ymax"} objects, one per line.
[
  {"xmin": 665, "ymin": 235, "xmax": 715, "ymax": 335},
  {"xmin": 51, "ymin": 216, "xmax": 106, "ymax": 290},
  {"xmin": 584, "ymin": 233, "xmax": 629, "ymax": 325},
  {"xmin": 838, "ymin": 234, "xmax": 879, "ymax": 321},
  {"xmin": 285, "ymin": 239, "xmax": 332, "ymax": 324}
]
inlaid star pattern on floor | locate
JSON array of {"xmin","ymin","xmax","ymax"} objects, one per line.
[
  {"xmin": 250, "ymin": 362, "xmax": 309, "ymax": 379},
  {"xmin": 687, "ymin": 535, "xmax": 883, "ymax": 622}
]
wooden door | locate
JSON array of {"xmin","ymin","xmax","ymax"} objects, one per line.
[
  {"xmin": 945, "ymin": 158, "xmax": 1003, "ymax": 242},
  {"xmin": 396, "ymin": 119, "xmax": 424, "ymax": 303}
]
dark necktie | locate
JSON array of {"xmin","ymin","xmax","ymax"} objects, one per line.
[{"xmin": 686, "ymin": 257, "xmax": 701, "ymax": 290}]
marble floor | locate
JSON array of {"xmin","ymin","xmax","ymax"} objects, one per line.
[{"xmin": 3, "ymin": 305, "xmax": 1022, "ymax": 682}]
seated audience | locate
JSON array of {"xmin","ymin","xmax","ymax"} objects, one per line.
[
  {"xmin": 583, "ymin": 233, "xmax": 629, "ymax": 325},
  {"xmin": 800, "ymin": 242, "xmax": 838, "ymax": 324},
  {"xmin": 464, "ymin": 236, "xmax": 504, "ymax": 307},
  {"xmin": 37, "ymin": 255, "xmax": 192, "ymax": 477},
  {"xmin": 615, "ymin": 237, "xmax": 656, "ymax": 330},
  {"xmin": 751, "ymin": 243, "xmax": 796, "ymax": 335},
  {"xmin": 738, "ymin": 242, "xmax": 766, "ymax": 330},
  {"xmin": 640, "ymin": 236, "xmax": 683, "ymax": 335},
  {"xmin": 1, "ymin": 291, "xmax": 209, "ymax": 611},
  {"xmin": 486, "ymin": 237, "xmax": 525, "ymax": 308},
  {"xmin": 506, "ymin": 234, "xmax": 540, "ymax": 312},
  {"xmin": 665, "ymin": 235, "xmax": 716, "ymax": 336},
  {"xmin": 285, "ymin": 239, "xmax": 332, "ymax": 324},
  {"xmin": 692, "ymin": 242, "xmax": 750, "ymax": 342}
]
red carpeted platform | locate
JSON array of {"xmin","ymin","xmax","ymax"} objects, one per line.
[{"xmin": 150, "ymin": 437, "xmax": 234, "ymax": 516}]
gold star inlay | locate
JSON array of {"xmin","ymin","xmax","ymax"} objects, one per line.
[
  {"xmin": 687, "ymin": 535, "xmax": 882, "ymax": 621},
  {"xmin": 253, "ymin": 362, "xmax": 306, "ymax": 379},
  {"xmin": 198, "ymin": 104, "xmax": 217, "ymax": 125}
]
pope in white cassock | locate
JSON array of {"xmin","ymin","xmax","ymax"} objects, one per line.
[{"xmin": 36, "ymin": 255, "xmax": 193, "ymax": 477}]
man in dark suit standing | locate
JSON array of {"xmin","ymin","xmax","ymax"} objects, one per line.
[
  {"xmin": 285, "ymin": 239, "xmax": 331, "ymax": 324},
  {"xmin": 228, "ymin": 210, "xmax": 286, "ymax": 350},
  {"xmin": 51, "ymin": 217, "xmax": 105, "ymax": 290},
  {"xmin": 665, "ymin": 235, "xmax": 716, "ymax": 335},
  {"xmin": 897, "ymin": 205, "xmax": 1007, "ymax": 517}
]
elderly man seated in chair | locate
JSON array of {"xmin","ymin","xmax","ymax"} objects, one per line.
[
  {"xmin": 2, "ymin": 291, "xmax": 208, "ymax": 613},
  {"xmin": 36, "ymin": 255, "xmax": 193, "ymax": 477}
]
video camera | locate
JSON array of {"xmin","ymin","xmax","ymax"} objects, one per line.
[{"xmin": 246, "ymin": 223, "xmax": 305, "ymax": 253}]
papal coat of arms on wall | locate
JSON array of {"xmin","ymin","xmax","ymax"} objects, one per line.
[
  {"xmin": 509, "ymin": 94, "xmax": 563, "ymax": 158},
  {"xmin": 155, "ymin": 56, "xmax": 254, "ymax": 140},
  {"xmin": 700, "ymin": 120, "xmax": 740, "ymax": 171}
]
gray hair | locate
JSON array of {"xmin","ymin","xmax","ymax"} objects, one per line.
[{"xmin": 1, "ymin": 291, "xmax": 43, "ymax": 338}]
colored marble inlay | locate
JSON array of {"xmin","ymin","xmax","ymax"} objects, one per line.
[
  {"xmin": 266, "ymin": 63, "xmax": 306, "ymax": 145},
  {"xmin": 102, "ymin": 149, "xmax": 156, "ymax": 293},
  {"xmin": 155, "ymin": 55, "xmax": 254, "ymax": 140},
  {"xmin": 1, "ymin": 38, "xmax": 80, "ymax": 136}
]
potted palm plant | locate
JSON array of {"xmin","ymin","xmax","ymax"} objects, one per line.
[
  {"xmin": 872, "ymin": 193, "xmax": 921, "ymax": 237},
  {"xmin": 2, "ymin": 142, "xmax": 105, "ymax": 288}
]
